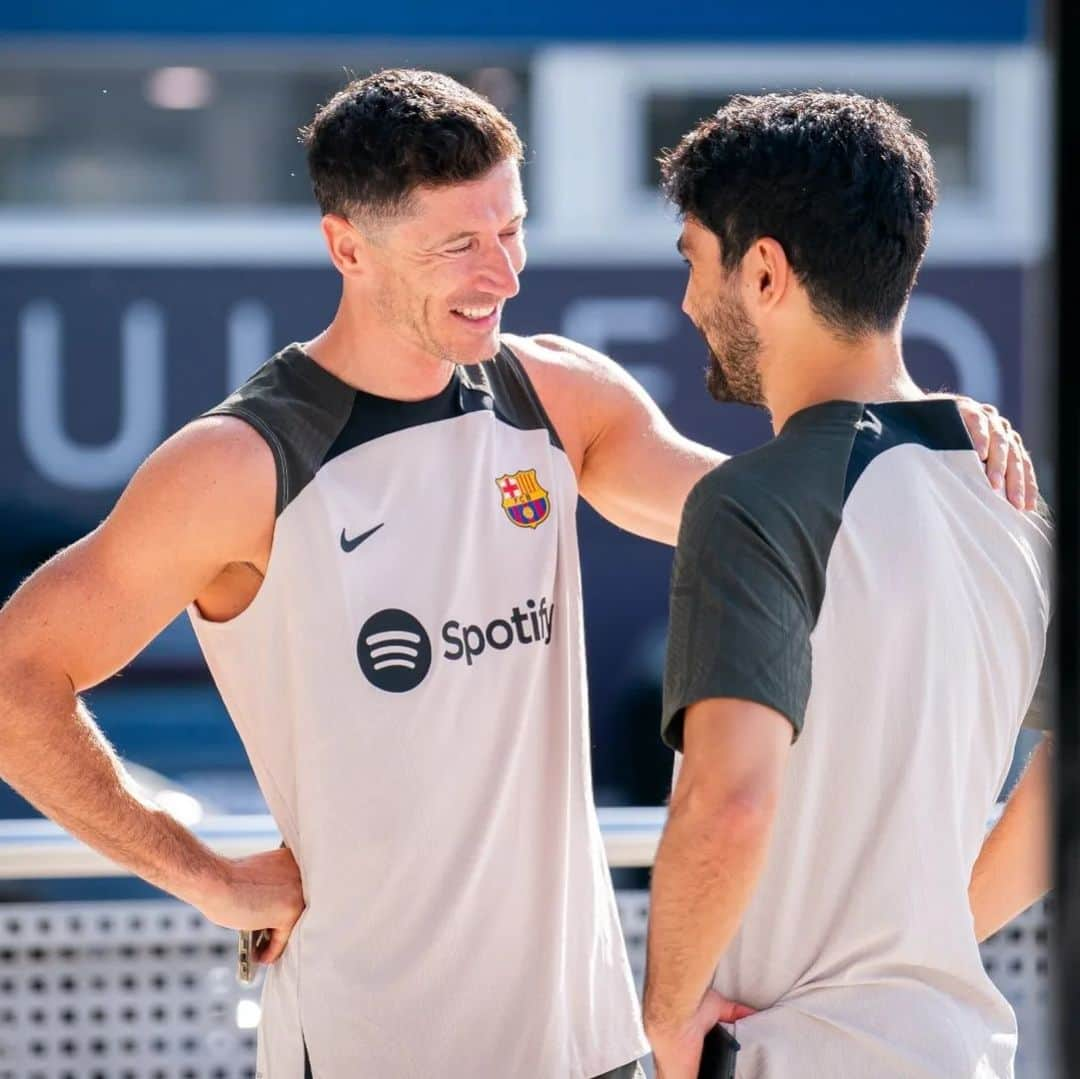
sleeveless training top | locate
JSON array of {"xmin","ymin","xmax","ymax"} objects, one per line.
[{"xmin": 187, "ymin": 343, "xmax": 647, "ymax": 1078}]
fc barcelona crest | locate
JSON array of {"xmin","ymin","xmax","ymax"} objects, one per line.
[{"xmin": 496, "ymin": 469, "xmax": 551, "ymax": 529}]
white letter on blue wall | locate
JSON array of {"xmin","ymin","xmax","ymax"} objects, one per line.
[{"xmin": 18, "ymin": 301, "xmax": 165, "ymax": 491}]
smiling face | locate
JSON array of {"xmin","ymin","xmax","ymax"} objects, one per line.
[
  {"xmin": 677, "ymin": 218, "xmax": 765, "ymax": 406},
  {"xmin": 358, "ymin": 158, "xmax": 527, "ymax": 366}
]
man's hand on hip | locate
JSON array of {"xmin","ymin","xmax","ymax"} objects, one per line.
[
  {"xmin": 648, "ymin": 989, "xmax": 755, "ymax": 1079},
  {"xmin": 200, "ymin": 845, "xmax": 306, "ymax": 965}
]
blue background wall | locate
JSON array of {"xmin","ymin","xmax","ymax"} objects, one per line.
[{"xmin": 7, "ymin": 0, "xmax": 1036, "ymax": 42}]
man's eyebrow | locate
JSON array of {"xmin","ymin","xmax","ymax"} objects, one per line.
[
  {"xmin": 676, "ymin": 234, "xmax": 688, "ymax": 256},
  {"xmin": 437, "ymin": 229, "xmax": 475, "ymax": 247},
  {"xmin": 434, "ymin": 211, "xmax": 528, "ymax": 248}
]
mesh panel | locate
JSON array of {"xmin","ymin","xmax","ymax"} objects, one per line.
[
  {"xmin": 0, "ymin": 901, "xmax": 261, "ymax": 1079},
  {"xmin": 0, "ymin": 894, "xmax": 1053, "ymax": 1077},
  {"xmin": 977, "ymin": 895, "xmax": 1054, "ymax": 1078}
]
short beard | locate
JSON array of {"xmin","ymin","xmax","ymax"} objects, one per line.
[
  {"xmin": 699, "ymin": 289, "xmax": 766, "ymax": 407},
  {"xmin": 372, "ymin": 267, "xmax": 470, "ymax": 366}
]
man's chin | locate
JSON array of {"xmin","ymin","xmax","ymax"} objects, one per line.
[
  {"xmin": 706, "ymin": 359, "xmax": 766, "ymax": 408},
  {"xmin": 706, "ymin": 359, "xmax": 734, "ymax": 402},
  {"xmin": 449, "ymin": 326, "xmax": 501, "ymax": 364}
]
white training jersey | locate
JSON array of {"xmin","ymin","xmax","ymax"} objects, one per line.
[
  {"xmin": 663, "ymin": 400, "xmax": 1053, "ymax": 1079},
  {"xmin": 188, "ymin": 343, "xmax": 647, "ymax": 1078}
]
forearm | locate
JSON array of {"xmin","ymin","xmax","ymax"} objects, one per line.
[
  {"xmin": 969, "ymin": 737, "xmax": 1053, "ymax": 942},
  {"xmin": 0, "ymin": 657, "xmax": 227, "ymax": 909},
  {"xmin": 644, "ymin": 794, "xmax": 771, "ymax": 1033}
]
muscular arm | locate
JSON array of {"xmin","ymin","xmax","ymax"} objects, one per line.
[
  {"xmin": 570, "ymin": 360, "xmax": 726, "ymax": 545},
  {"xmin": 969, "ymin": 736, "xmax": 1053, "ymax": 942},
  {"xmin": 507, "ymin": 333, "xmax": 726, "ymax": 545},
  {"xmin": 508, "ymin": 334, "xmax": 1038, "ymax": 548},
  {"xmin": 0, "ymin": 418, "xmax": 296, "ymax": 934}
]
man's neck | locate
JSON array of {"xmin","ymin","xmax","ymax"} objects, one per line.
[
  {"xmin": 764, "ymin": 328, "xmax": 923, "ymax": 433},
  {"xmin": 301, "ymin": 303, "xmax": 456, "ymax": 401}
]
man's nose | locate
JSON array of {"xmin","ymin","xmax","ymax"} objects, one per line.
[{"xmin": 478, "ymin": 243, "xmax": 521, "ymax": 300}]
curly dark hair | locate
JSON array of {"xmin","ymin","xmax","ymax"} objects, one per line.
[
  {"xmin": 300, "ymin": 68, "xmax": 523, "ymax": 220},
  {"xmin": 660, "ymin": 91, "xmax": 938, "ymax": 337}
]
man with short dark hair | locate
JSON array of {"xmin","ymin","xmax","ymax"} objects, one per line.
[
  {"xmin": 643, "ymin": 92, "xmax": 1052, "ymax": 1079},
  {"xmin": 0, "ymin": 74, "xmax": 1033, "ymax": 1078}
]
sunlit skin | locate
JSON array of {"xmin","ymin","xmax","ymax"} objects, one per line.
[{"xmin": 306, "ymin": 158, "xmax": 527, "ymax": 399}]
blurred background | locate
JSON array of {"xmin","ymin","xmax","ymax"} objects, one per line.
[{"xmin": 0, "ymin": 0, "xmax": 1057, "ymax": 1076}]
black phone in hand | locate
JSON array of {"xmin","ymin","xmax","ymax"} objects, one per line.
[{"xmin": 697, "ymin": 1023, "xmax": 740, "ymax": 1079}]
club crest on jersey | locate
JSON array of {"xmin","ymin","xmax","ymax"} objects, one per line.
[{"xmin": 496, "ymin": 469, "xmax": 551, "ymax": 529}]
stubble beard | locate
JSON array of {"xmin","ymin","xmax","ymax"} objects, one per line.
[
  {"xmin": 699, "ymin": 289, "xmax": 766, "ymax": 407},
  {"xmin": 374, "ymin": 276, "xmax": 484, "ymax": 367}
]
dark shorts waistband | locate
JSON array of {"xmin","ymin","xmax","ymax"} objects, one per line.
[{"xmin": 592, "ymin": 1062, "xmax": 646, "ymax": 1079}]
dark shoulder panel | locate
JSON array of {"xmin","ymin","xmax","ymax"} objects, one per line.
[
  {"xmin": 844, "ymin": 398, "xmax": 973, "ymax": 499},
  {"xmin": 201, "ymin": 344, "xmax": 355, "ymax": 517},
  {"xmin": 462, "ymin": 343, "xmax": 565, "ymax": 451},
  {"xmin": 661, "ymin": 402, "xmax": 861, "ymax": 749}
]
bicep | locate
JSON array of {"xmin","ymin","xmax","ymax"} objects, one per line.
[
  {"xmin": 0, "ymin": 420, "xmax": 275, "ymax": 693},
  {"xmin": 532, "ymin": 336, "xmax": 726, "ymax": 544}
]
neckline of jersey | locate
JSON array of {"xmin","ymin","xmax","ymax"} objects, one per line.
[
  {"xmin": 281, "ymin": 341, "xmax": 463, "ymax": 409},
  {"xmin": 781, "ymin": 396, "xmax": 958, "ymax": 433}
]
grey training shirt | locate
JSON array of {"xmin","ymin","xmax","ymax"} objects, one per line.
[{"xmin": 663, "ymin": 399, "xmax": 1052, "ymax": 1079}]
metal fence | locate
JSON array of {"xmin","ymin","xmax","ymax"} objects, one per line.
[{"xmin": 0, "ymin": 813, "xmax": 1053, "ymax": 1078}]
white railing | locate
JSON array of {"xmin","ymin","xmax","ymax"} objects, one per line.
[{"xmin": 0, "ymin": 807, "xmax": 667, "ymax": 879}]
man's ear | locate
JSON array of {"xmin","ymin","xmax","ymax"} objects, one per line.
[
  {"xmin": 320, "ymin": 214, "xmax": 374, "ymax": 279},
  {"xmin": 744, "ymin": 237, "xmax": 792, "ymax": 314}
]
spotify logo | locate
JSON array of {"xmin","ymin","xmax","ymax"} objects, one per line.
[
  {"xmin": 357, "ymin": 596, "xmax": 555, "ymax": 692},
  {"xmin": 356, "ymin": 609, "xmax": 432, "ymax": 693}
]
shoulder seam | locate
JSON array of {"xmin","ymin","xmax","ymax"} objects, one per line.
[
  {"xmin": 207, "ymin": 404, "xmax": 289, "ymax": 516},
  {"xmin": 497, "ymin": 342, "xmax": 565, "ymax": 450},
  {"xmin": 843, "ymin": 400, "xmax": 974, "ymax": 502}
]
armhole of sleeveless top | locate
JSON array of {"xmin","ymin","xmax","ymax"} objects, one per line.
[
  {"xmin": 496, "ymin": 342, "xmax": 566, "ymax": 452},
  {"xmin": 202, "ymin": 404, "xmax": 289, "ymax": 518}
]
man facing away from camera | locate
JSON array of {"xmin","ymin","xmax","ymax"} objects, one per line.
[
  {"xmin": 643, "ymin": 93, "xmax": 1053, "ymax": 1079},
  {"xmin": 0, "ymin": 72, "xmax": 1036, "ymax": 1078}
]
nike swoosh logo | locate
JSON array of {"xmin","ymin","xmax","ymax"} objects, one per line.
[
  {"xmin": 340, "ymin": 523, "xmax": 384, "ymax": 553},
  {"xmin": 855, "ymin": 411, "xmax": 883, "ymax": 435}
]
